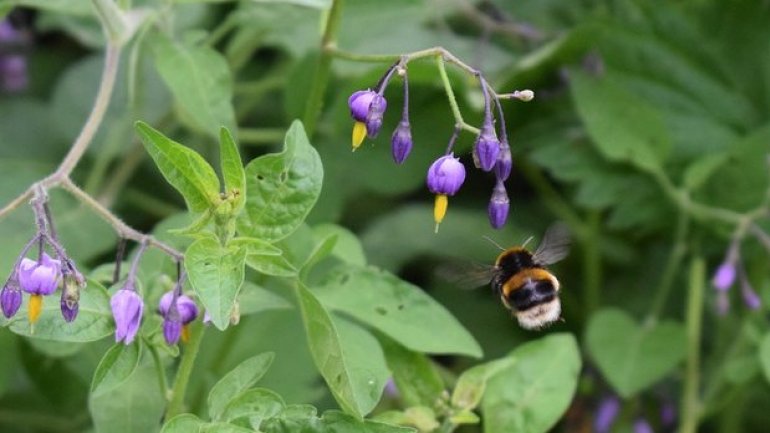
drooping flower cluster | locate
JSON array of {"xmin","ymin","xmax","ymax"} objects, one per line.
[
  {"xmin": 593, "ymin": 394, "xmax": 676, "ymax": 433},
  {"xmin": 347, "ymin": 59, "xmax": 528, "ymax": 231},
  {"xmin": 1, "ymin": 196, "xmax": 85, "ymax": 325},
  {"xmin": 109, "ymin": 242, "xmax": 199, "ymax": 346}
]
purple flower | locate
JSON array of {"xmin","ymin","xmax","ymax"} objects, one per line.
[
  {"xmin": 348, "ymin": 90, "xmax": 377, "ymax": 122},
  {"xmin": 1, "ymin": 283, "xmax": 22, "ymax": 319},
  {"xmin": 712, "ymin": 262, "xmax": 736, "ymax": 292},
  {"xmin": 427, "ymin": 154, "xmax": 466, "ymax": 196},
  {"xmin": 716, "ymin": 291, "xmax": 730, "ymax": 316},
  {"xmin": 365, "ymin": 94, "xmax": 387, "ymax": 138},
  {"xmin": 391, "ymin": 120, "xmax": 412, "ymax": 164},
  {"xmin": 18, "ymin": 253, "xmax": 61, "ymax": 296},
  {"xmin": 473, "ymin": 120, "xmax": 500, "ymax": 172},
  {"xmin": 163, "ymin": 318, "xmax": 182, "ymax": 346},
  {"xmin": 158, "ymin": 291, "xmax": 199, "ymax": 324},
  {"xmin": 0, "ymin": 55, "xmax": 28, "ymax": 93},
  {"xmin": 660, "ymin": 401, "xmax": 676, "ymax": 428},
  {"xmin": 633, "ymin": 418, "xmax": 654, "ymax": 433},
  {"xmin": 488, "ymin": 181, "xmax": 510, "ymax": 229},
  {"xmin": 594, "ymin": 396, "xmax": 620, "ymax": 433},
  {"xmin": 495, "ymin": 141, "xmax": 512, "ymax": 181},
  {"xmin": 110, "ymin": 287, "xmax": 144, "ymax": 344},
  {"xmin": 159, "ymin": 291, "xmax": 198, "ymax": 345},
  {"xmin": 60, "ymin": 297, "xmax": 78, "ymax": 322}
]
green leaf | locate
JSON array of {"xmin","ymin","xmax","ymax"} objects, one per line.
[
  {"xmin": 452, "ymin": 357, "xmax": 517, "ymax": 411},
  {"xmin": 5, "ymin": 279, "xmax": 113, "ymax": 342},
  {"xmin": 294, "ymin": 282, "xmax": 389, "ymax": 418},
  {"xmin": 262, "ymin": 409, "xmax": 415, "ymax": 433},
  {"xmin": 152, "ymin": 33, "xmax": 236, "ymax": 135},
  {"xmin": 312, "ymin": 224, "xmax": 367, "ymax": 266},
  {"xmin": 758, "ymin": 332, "xmax": 770, "ymax": 384},
  {"xmin": 220, "ymin": 388, "xmax": 285, "ymax": 427},
  {"xmin": 161, "ymin": 414, "xmax": 205, "ymax": 433},
  {"xmin": 238, "ymin": 282, "xmax": 292, "ymax": 316},
  {"xmin": 89, "ymin": 354, "xmax": 165, "ymax": 433},
  {"xmin": 209, "ymin": 352, "xmax": 276, "ymax": 420},
  {"xmin": 91, "ymin": 343, "xmax": 142, "ymax": 395},
  {"xmin": 135, "ymin": 121, "xmax": 221, "ymax": 213},
  {"xmin": 238, "ymin": 121, "xmax": 323, "ymax": 242},
  {"xmin": 219, "ymin": 127, "xmax": 246, "ymax": 212},
  {"xmin": 185, "ymin": 236, "xmax": 247, "ymax": 330},
  {"xmin": 300, "ymin": 233, "xmax": 338, "ymax": 281},
  {"xmin": 380, "ymin": 338, "xmax": 444, "ymax": 408},
  {"xmin": 570, "ymin": 71, "xmax": 671, "ymax": 174},
  {"xmin": 683, "ymin": 152, "xmax": 729, "ymax": 191},
  {"xmin": 482, "ymin": 334, "xmax": 581, "ymax": 433},
  {"xmin": 245, "ymin": 254, "xmax": 298, "ymax": 277},
  {"xmin": 586, "ymin": 308, "xmax": 687, "ymax": 398},
  {"xmin": 314, "ymin": 265, "xmax": 482, "ymax": 357},
  {"xmin": 229, "ymin": 237, "xmax": 282, "ymax": 256}
]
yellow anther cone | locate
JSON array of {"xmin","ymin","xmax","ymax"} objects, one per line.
[
  {"xmin": 181, "ymin": 324, "xmax": 191, "ymax": 343},
  {"xmin": 434, "ymin": 194, "xmax": 448, "ymax": 233},
  {"xmin": 28, "ymin": 294, "xmax": 43, "ymax": 325},
  {"xmin": 352, "ymin": 121, "xmax": 367, "ymax": 150}
]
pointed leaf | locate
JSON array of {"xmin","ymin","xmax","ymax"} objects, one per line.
[
  {"xmin": 237, "ymin": 121, "xmax": 323, "ymax": 242},
  {"xmin": 209, "ymin": 352, "xmax": 275, "ymax": 420},
  {"xmin": 185, "ymin": 237, "xmax": 247, "ymax": 330},
  {"xmin": 314, "ymin": 265, "xmax": 481, "ymax": 357},
  {"xmin": 219, "ymin": 127, "xmax": 246, "ymax": 212},
  {"xmin": 153, "ymin": 34, "xmax": 236, "ymax": 135},
  {"xmin": 91, "ymin": 343, "xmax": 142, "ymax": 395},
  {"xmin": 294, "ymin": 283, "xmax": 388, "ymax": 418},
  {"xmin": 380, "ymin": 338, "xmax": 444, "ymax": 408},
  {"xmin": 482, "ymin": 334, "xmax": 581, "ymax": 433},
  {"xmin": 452, "ymin": 357, "xmax": 517, "ymax": 411},
  {"xmin": 135, "ymin": 121, "xmax": 220, "ymax": 213}
]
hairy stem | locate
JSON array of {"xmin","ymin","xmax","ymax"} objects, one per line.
[
  {"xmin": 646, "ymin": 211, "xmax": 689, "ymax": 322},
  {"xmin": 145, "ymin": 337, "xmax": 170, "ymax": 400}
]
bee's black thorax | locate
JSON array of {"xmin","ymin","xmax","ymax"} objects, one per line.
[{"xmin": 491, "ymin": 248, "xmax": 538, "ymax": 293}]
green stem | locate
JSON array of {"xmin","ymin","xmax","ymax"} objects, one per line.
[
  {"xmin": 679, "ymin": 256, "xmax": 705, "ymax": 433},
  {"xmin": 646, "ymin": 211, "xmax": 689, "ymax": 322},
  {"xmin": 436, "ymin": 55, "xmax": 479, "ymax": 135},
  {"xmin": 165, "ymin": 322, "xmax": 206, "ymax": 419},
  {"xmin": 302, "ymin": 0, "xmax": 345, "ymax": 137},
  {"xmin": 145, "ymin": 338, "xmax": 170, "ymax": 400},
  {"xmin": 582, "ymin": 211, "xmax": 601, "ymax": 316},
  {"xmin": 436, "ymin": 419, "xmax": 456, "ymax": 433}
]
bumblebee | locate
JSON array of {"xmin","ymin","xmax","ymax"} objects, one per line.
[
  {"xmin": 491, "ymin": 223, "xmax": 570, "ymax": 329},
  {"xmin": 444, "ymin": 223, "xmax": 570, "ymax": 330}
]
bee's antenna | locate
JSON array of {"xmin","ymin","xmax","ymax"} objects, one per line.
[
  {"xmin": 522, "ymin": 235, "xmax": 535, "ymax": 248},
  {"xmin": 482, "ymin": 235, "xmax": 505, "ymax": 251}
]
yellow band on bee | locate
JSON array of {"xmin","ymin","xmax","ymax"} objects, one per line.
[
  {"xmin": 29, "ymin": 294, "xmax": 43, "ymax": 324},
  {"xmin": 352, "ymin": 122, "xmax": 367, "ymax": 150},
  {"xmin": 434, "ymin": 194, "xmax": 448, "ymax": 233},
  {"xmin": 181, "ymin": 324, "xmax": 191, "ymax": 344}
]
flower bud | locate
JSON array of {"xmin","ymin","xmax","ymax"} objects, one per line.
[
  {"xmin": 0, "ymin": 283, "xmax": 22, "ymax": 319},
  {"xmin": 110, "ymin": 287, "xmax": 144, "ymax": 344},
  {"xmin": 427, "ymin": 154, "xmax": 466, "ymax": 196},
  {"xmin": 348, "ymin": 90, "xmax": 377, "ymax": 122},
  {"xmin": 488, "ymin": 181, "xmax": 510, "ymax": 229},
  {"xmin": 495, "ymin": 141, "xmax": 512, "ymax": 181},
  {"xmin": 159, "ymin": 291, "xmax": 199, "ymax": 324},
  {"xmin": 740, "ymin": 279, "xmax": 761, "ymax": 310},
  {"xmin": 473, "ymin": 120, "xmax": 500, "ymax": 172},
  {"xmin": 1, "ymin": 55, "xmax": 28, "ymax": 93},
  {"xmin": 632, "ymin": 418, "xmax": 653, "ymax": 433},
  {"xmin": 712, "ymin": 261, "xmax": 736, "ymax": 291},
  {"xmin": 163, "ymin": 317, "xmax": 182, "ymax": 345},
  {"xmin": 391, "ymin": 120, "xmax": 413, "ymax": 164},
  {"xmin": 18, "ymin": 253, "xmax": 61, "ymax": 296},
  {"xmin": 365, "ymin": 94, "xmax": 387, "ymax": 138}
]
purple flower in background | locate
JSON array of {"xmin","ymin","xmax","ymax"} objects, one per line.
[
  {"xmin": 660, "ymin": 400, "xmax": 677, "ymax": 428},
  {"xmin": 712, "ymin": 261, "xmax": 736, "ymax": 291},
  {"xmin": 740, "ymin": 277, "xmax": 761, "ymax": 310},
  {"xmin": 0, "ymin": 282, "xmax": 22, "ymax": 319},
  {"xmin": 0, "ymin": 55, "xmax": 27, "ymax": 92},
  {"xmin": 18, "ymin": 253, "xmax": 60, "ymax": 296},
  {"xmin": 594, "ymin": 396, "xmax": 620, "ymax": 433},
  {"xmin": 473, "ymin": 119, "xmax": 500, "ymax": 172},
  {"xmin": 110, "ymin": 286, "xmax": 144, "ymax": 344},
  {"xmin": 633, "ymin": 418, "xmax": 654, "ymax": 433},
  {"xmin": 391, "ymin": 120, "xmax": 412, "ymax": 164},
  {"xmin": 716, "ymin": 291, "xmax": 730, "ymax": 316},
  {"xmin": 488, "ymin": 180, "xmax": 510, "ymax": 229}
]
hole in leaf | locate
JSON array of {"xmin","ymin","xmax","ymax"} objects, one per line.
[
  {"xmin": 397, "ymin": 304, "xmax": 404, "ymax": 310},
  {"xmin": 375, "ymin": 307, "xmax": 387, "ymax": 315},
  {"xmin": 339, "ymin": 274, "xmax": 350, "ymax": 284},
  {"xmin": 257, "ymin": 174, "xmax": 265, "ymax": 181},
  {"xmin": 279, "ymin": 170, "xmax": 288, "ymax": 182}
]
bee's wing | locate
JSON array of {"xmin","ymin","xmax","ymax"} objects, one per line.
[
  {"xmin": 532, "ymin": 222, "xmax": 571, "ymax": 266},
  {"xmin": 436, "ymin": 260, "xmax": 498, "ymax": 290}
]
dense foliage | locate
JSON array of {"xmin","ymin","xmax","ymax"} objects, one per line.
[{"xmin": 1, "ymin": 1, "xmax": 770, "ymax": 432}]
